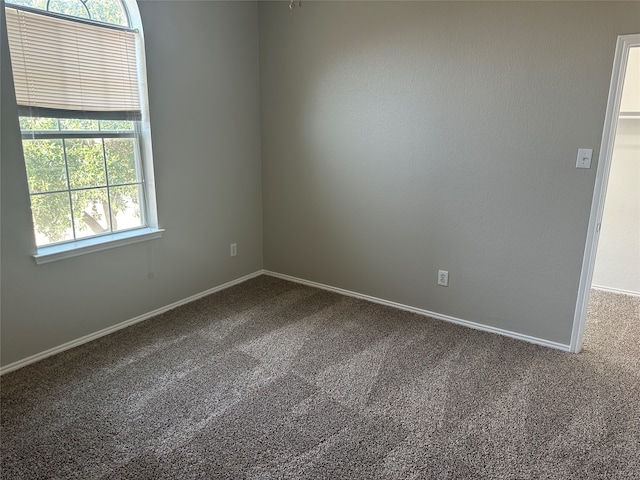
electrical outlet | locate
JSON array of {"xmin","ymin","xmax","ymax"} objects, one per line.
[
  {"xmin": 438, "ymin": 270, "xmax": 449, "ymax": 287},
  {"xmin": 230, "ymin": 243, "xmax": 237, "ymax": 257}
]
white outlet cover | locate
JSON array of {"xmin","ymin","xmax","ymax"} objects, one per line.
[{"xmin": 576, "ymin": 148, "xmax": 593, "ymax": 169}]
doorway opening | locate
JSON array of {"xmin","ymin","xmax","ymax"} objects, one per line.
[{"xmin": 571, "ymin": 34, "xmax": 640, "ymax": 353}]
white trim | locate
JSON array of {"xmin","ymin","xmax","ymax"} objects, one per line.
[
  {"xmin": 264, "ymin": 271, "xmax": 571, "ymax": 352},
  {"xmin": 34, "ymin": 228, "xmax": 165, "ymax": 264},
  {"xmin": 2, "ymin": 268, "xmax": 572, "ymax": 375},
  {"xmin": 570, "ymin": 34, "xmax": 640, "ymax": 354},
  {"xmin": 0, "ymin": 270, "xmax": 264, "ymax": 375},
  {"xmin": 591, "ymin": 285, "xmax": 640, "ymax": 298},
  {"xmin": 125, "ymin": 0, "xmax": 160, "ymax": 232}
]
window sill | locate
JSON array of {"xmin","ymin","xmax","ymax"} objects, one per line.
[{"xmin": 33, "ymin": 228, "xmax": 164, "ymax": 265}]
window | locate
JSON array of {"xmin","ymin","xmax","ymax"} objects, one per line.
[{"xmin": 4, "ymin": 0, "xmax": 161, "ymax": 263}]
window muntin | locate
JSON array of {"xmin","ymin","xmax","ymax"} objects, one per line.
[{"xmin": 21, "ymin": 118, "xmax": 145, "ymax": 246}]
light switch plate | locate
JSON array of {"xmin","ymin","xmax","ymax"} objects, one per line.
[{"xmin": 576, "ymin": 148, "xmax": 593, "ymax": 169}]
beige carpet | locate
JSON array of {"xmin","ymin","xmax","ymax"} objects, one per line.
[{"xmin": 1, "ymin": 276, "xmax": 639, "ymax": 479}]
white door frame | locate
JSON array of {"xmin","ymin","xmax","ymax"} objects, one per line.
[{"xmin": 570, "ymin": 33, "xmax": 640, "ymax": 353}]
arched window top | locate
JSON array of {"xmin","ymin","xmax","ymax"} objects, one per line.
[{"xmin": 6, "ymin": 0, "xmax": 130, "ymax": 27}]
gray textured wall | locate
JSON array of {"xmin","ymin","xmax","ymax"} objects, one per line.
[
  {"xmin": 3, "ymin": 1, "xmax": 639, "ymax": 368},
  {"xmin": 259, "ymin": 1, "xmax": 640, "ymax": 345},
  {"xmin": 1, "ymin": 1, "xmax": 263, "ymax": 366}
]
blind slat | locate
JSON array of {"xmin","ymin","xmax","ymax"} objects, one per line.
[{"xmin": 6, "ymin": 6, "xmax": 141, "ymax": 116}]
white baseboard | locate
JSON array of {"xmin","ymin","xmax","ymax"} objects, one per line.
[
  {"xmin": 0, "ymin": 270, "xmax": 264, "ymax": 376},
  {"xmin": 591, "ymin": 285, "xmax": 640, "ymax": 298},
  {"xmin": 2, "ymin": 268, "xmax": 572, "ymax": 375},
  {"xmin": 264, "ymin": 271, "xmax": 571, "ymax": 352}
]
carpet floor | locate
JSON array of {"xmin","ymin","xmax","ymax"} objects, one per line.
[{"xmin": 1, "ymin": 276, "xmax": 639, "ymax": 479}]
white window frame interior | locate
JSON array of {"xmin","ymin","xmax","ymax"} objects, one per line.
[{"xmin": 5, "ymin": 0, "xmax": 162, "ymax": 264}]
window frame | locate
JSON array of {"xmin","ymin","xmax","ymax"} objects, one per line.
[{"xmin": 5, "ymin": 0, "xmax": 163, "ymax": 264}]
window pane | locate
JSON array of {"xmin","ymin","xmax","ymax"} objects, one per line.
[
  {"xmin": 22, "ymin": 139, "xmax": 68, "ymax": 193},
  {"xmin": 99, "ymin": 120, "xmax": 134, "ymax": 131},
  {"xmin": 87, "ymin": 0, "xmax": 128, "ymax": 27},
  {"xmin": 47, "ymin": 0, "xmax": 90, "ymax": 20},
  {"xmin": 66, "ymin": 138, "xmax": 106, "ymax": 188},
  {"xmin": 30, "ymin": 192, "xmax": 74, "ymax": 246},
  {"xmin": 8, "ymin": 0, "xmax": 129, "ymax": 26},
  {"xmin": 72, "ymin": 187, "xmax": 110, "ymax": 238},
  {"xmin": 20, "ymin": 116, "xmax": 59, "ymax": 131},
  {"xmin": 59, "ymin": 119, "xmax": 99, "ymax": 131},
  {"xmin": 110, "ymin": 184, "xmax": 143, "ymax": 231},
  {"xmin": 5, "ymin": 1, "xmax": 47, "ymax": 11},
  {"xmin": 105, "ymin": 138, "xmax": 137, "ymax": 184}
]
